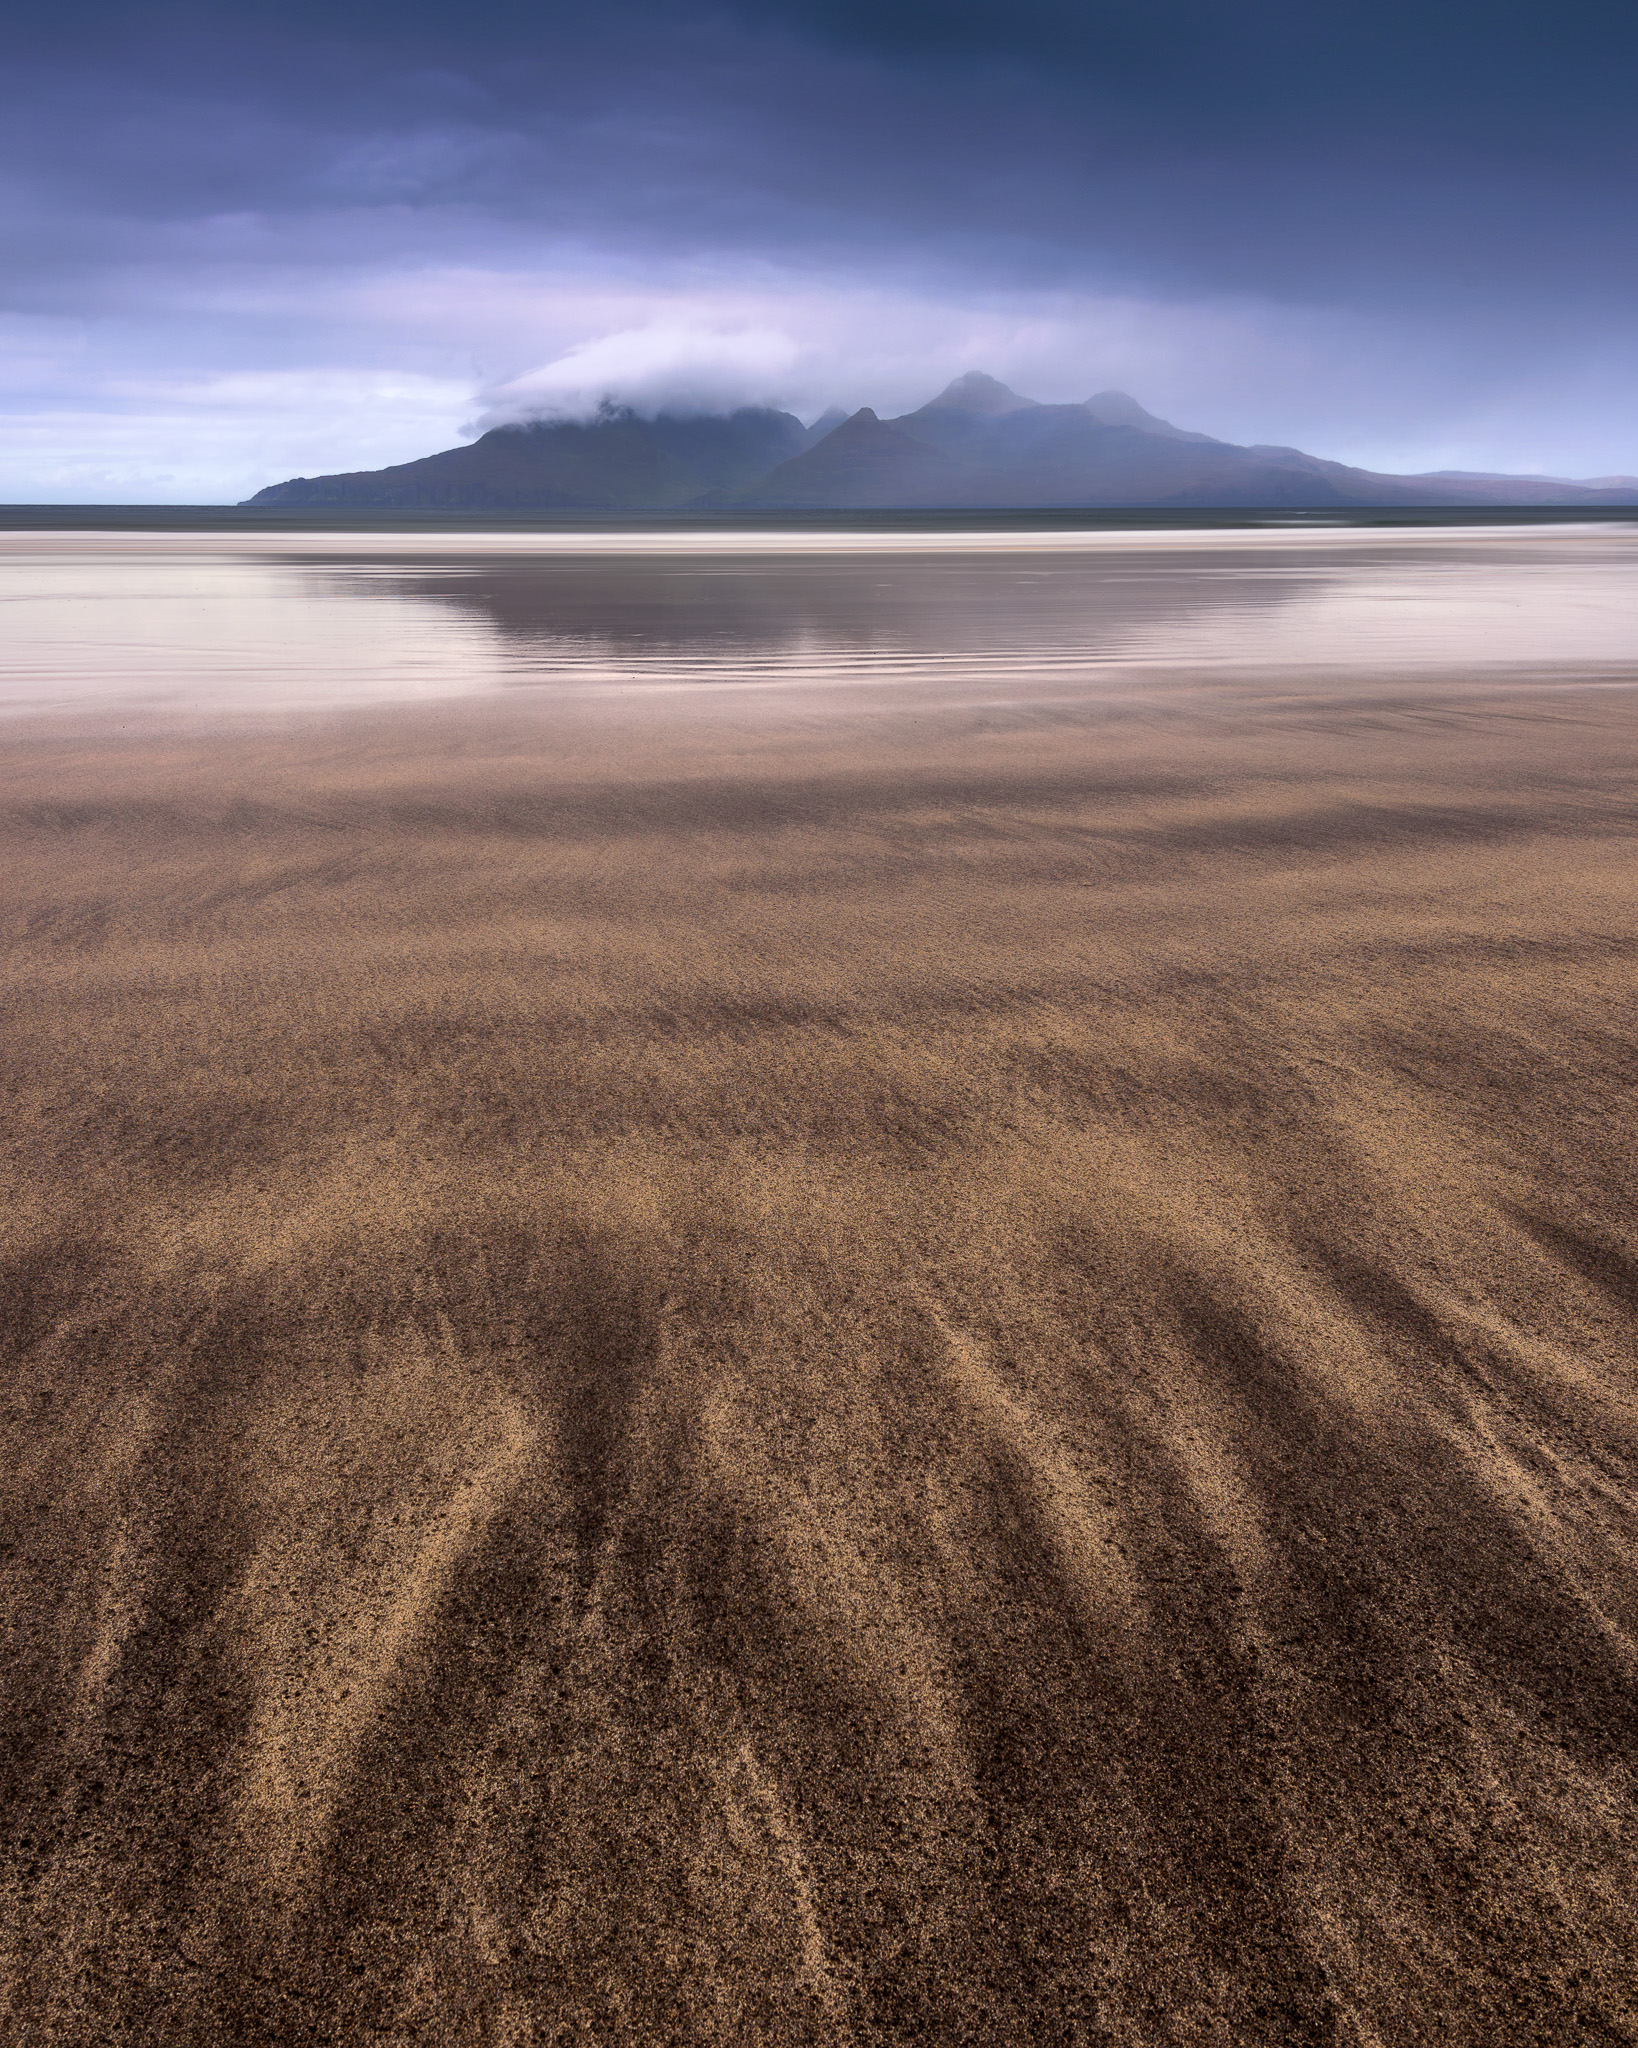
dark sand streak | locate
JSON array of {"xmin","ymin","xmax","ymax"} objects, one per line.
[{"xmin": 1, "ymin": 672, "xmax": 1636, "ymax": 2043}]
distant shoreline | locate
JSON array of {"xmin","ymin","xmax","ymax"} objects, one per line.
[{"xmin": 4, "ymin": 503, "xmax": 1638, "ymax": 535}]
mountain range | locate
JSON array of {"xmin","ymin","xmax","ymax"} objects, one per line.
[{"xmin": 245, "ymin": 373, "xmax": 1638, "ymax": 510}]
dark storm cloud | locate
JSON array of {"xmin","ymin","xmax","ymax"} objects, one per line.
[
  {"xmin": 3, "ymin": 0, "xmax": 1636, "ymax": 496},
  {"xmin": 9, "ymin": 0, "xmax": 1635, "ymax": 299}
]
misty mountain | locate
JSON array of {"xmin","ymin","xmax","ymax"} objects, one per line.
[
  {"xmin": 246, "ymin": 376, "xmax": 1638, "ymax": 510},
  {"xmin": 892, "ymin": 372, "xmax": 1215, "ymax": 451},
  {"xmin": 1081, "ymin": 390, "xmax": 1219, "ymax": 442},
  {"xmin": 732, "ymin": 376, "xmax": 1638, "ymax": 509},
  {"xmin": 246, "ymin": 406, "xmax": 810, "ymax": 511},
  {"xmin": 800, "ymin": 407, "xmax": 852, "ymax": 446},
  {"xmin": 706, "ymin": 407, "xmax": 965, "ymax": 509}
]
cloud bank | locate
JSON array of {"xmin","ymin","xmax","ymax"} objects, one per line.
[{"xmin": 3, "ymin": 0, "xmax": 1635, "ymax": 498}]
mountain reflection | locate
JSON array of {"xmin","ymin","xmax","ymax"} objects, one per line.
[
  {"xmin": 301, "ymin": 546, "xmax": 1327, "ymax": 684},
  {"xmin": 6, "ymin": 529, "xmax": 1634, "ymax": 718}
]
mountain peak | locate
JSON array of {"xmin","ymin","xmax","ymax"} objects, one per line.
[
  {"xmin": 802, "ymin": 406, "xmax": 850, "ymax": 447},
  {"xmin": 928, "ymin": 372, "xmax": 1039, "ymax": 416},
  {"xmin": 1083, "ymin": 391, "xmax": 1213, "ymax": 443}
]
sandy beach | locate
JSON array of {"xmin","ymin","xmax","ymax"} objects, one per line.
[{"xmin": 2, "ymin": 530, "xmax": 1636, "ymax": 2041}]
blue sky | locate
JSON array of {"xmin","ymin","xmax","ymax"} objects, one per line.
[{"xmin": 4, "ymin": 0, "xmax": 1635, "ymax": 499}]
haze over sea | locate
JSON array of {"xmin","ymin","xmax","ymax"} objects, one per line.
[{"xmin": 5, "ymin": 519, "xmax": 1638, "ymax": 2042}]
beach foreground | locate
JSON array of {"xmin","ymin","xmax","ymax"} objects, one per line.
[{"xmin": 2, "ymin": 663, "xmax": 1636, "ymax": 2043}]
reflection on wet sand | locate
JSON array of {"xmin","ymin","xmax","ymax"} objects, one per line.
[
  {"xmin": 3, "ymin": 522, "xmax": 1636, "ymax": 714},
  {"xmin": 309, "ymin": 525, "xmax": 1638, "ymax": 693},
  {"xmin": 309, "ymin": 545, "xmax": 1317, "ymax": 667}
]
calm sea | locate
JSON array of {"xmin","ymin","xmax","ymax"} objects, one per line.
[{"xmin": 3, "ymin": 523, "xmax": 1636, "ymax": 718}]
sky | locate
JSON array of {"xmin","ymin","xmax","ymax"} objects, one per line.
[{"xmin": 3, "ymin": 0, "xmax": 1635, "ymax": 501}]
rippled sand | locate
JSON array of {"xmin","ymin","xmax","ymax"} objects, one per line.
[{"xmin": 2, "ymin": 542, "xmax": 1638, "ymax": 2041}]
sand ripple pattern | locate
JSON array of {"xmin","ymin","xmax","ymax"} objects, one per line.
[{"xmin": 1, "ymin": 661, "xmax": 1637, "ymax": 2042}]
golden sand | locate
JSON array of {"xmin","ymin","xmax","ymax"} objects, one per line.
[{"xmin": 1, "ymin": 662, "xmax": 1635, "ymax": 2041}]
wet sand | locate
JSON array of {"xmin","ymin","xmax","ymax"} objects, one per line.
[{"xmin": 2, "ymin": 655, "xmax": 1637, "ymax": 2042}]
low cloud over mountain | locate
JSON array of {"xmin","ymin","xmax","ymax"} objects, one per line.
[
  {"xmin": 476, "ymin": 327, "xmax": 808, "ymax": 430},
  {"xmin": 6, "ymin": 1, "xmax": 1635, "ymax": 498},
  {"xmin": 248, "ymin": 372, "xmax": 1638, "ymax": 511}
]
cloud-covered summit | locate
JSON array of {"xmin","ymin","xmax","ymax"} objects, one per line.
[
  {"xmin": 476, "ymin": 327, "xmax": 808, "ymax": 429},
  {"xmin": 246, "ymin": 368, "xmax": 1638, "ymax": 512}
]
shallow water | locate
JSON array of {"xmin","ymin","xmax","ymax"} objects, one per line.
[{"xmin": 3, "ymin": 523, "xmax": 1636, "ymax": 716}]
